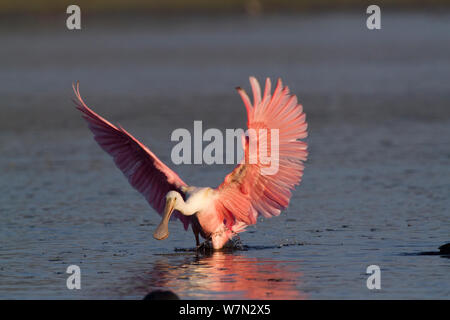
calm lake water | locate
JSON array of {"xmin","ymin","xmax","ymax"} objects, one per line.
[{"xmin": 0, "ymin": 12, "xmax": 449, "ymax": 299}]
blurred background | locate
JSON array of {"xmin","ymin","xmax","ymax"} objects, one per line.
[
  {"xmin": 1, "ymin": 0, "xmax": 449, "ymax": 299},
  {"xmin": 1, "ymin": 0, "xmax": 449, "ymax": 15}
]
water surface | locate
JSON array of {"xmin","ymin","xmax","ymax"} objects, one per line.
[{"xmin": 1, "ymin": 13, "xmax": 449, "ymax": 299}]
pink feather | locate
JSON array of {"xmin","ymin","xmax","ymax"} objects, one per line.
[
  {"xmin": 215, "ymin": 77, "xmax": 308, "ymax": 226},
  {"xmin": 73, "ymin": 82, "xmax": 191, "ymax": 230}
]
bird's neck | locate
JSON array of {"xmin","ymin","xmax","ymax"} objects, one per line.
[
  {"xmin": 175, "ymin": 187, "xmax": 215, "ymax": 216},
  {"xmin": 175, "ymin": 197, "xmax": 197, "ymax": 216}
]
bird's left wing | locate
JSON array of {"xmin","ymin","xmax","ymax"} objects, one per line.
[
  {"xmin": 214, "ymin": 77, "xmax": 308, "ymax": 229},
  {"xmin": 73, "ymin": 82, "xmax": 191, "ymax": 230}
]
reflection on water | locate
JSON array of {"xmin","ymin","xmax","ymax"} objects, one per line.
[{"xmin": 138, "ymin": 252, "xmax": 307, "ymax": 300}]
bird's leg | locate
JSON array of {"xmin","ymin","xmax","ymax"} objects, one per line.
[
  {"xmin": 194, "ymin": 231, "xmax": 200, "ymax": 247},
  {"xmin": 192, "ymin": 220, "xmax": 200, "ymax": 247}
]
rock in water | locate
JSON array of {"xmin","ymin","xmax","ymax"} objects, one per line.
[{"xmin": 438, "ymin": 243, "xmax": 450, "ymax": 254}]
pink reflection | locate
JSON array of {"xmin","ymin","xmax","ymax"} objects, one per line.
[{"xmin": 148, "ymin": 251, "xmax": 307, "ymax": 300}]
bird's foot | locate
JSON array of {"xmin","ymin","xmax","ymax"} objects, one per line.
[
  {"xmin": 196, "ymin": 240, "xmax": 213, "ymax": 253},
  {"xmin": 195, "ymin": 236, "xmax": 244, "ymax": 253},
  {"xmin": 230, "ymin": 235, "xmax": 244, "ymax": 250}
]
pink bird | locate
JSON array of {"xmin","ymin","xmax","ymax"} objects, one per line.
[{"xmin": 74, "ymin": 77, "xmax": 308, "ymax": 250}]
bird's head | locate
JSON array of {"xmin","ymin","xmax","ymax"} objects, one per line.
[{"xmin": 153, "ymin": 191, "xmax": 182, "ymax": 241}]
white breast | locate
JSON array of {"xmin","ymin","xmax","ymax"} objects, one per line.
[{"xmin": 184, "ymin": 187, "xmax": 217, "ymax": 215}]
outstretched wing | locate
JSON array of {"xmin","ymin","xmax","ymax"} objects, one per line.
[
  {"xmin": 73, "ymin": 82, "xmax": 191, "ymax": 230},
  {"xmin": 215, "ymin": 77, "xmax": 308, "ymax": 228}
]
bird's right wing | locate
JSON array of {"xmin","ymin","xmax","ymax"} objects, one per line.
[{"xmin": 73, "ymin": 82, "xmax": 191, "ymax": 230}]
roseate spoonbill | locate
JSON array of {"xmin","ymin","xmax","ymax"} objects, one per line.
[{"xmin": 74, "ymin": 77, "xmax": 308, "ymax": 250}]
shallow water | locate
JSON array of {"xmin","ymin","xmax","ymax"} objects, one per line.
[{"xmin": 1, "ymin": 13, "xmax": 449, "ymax": 299}]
